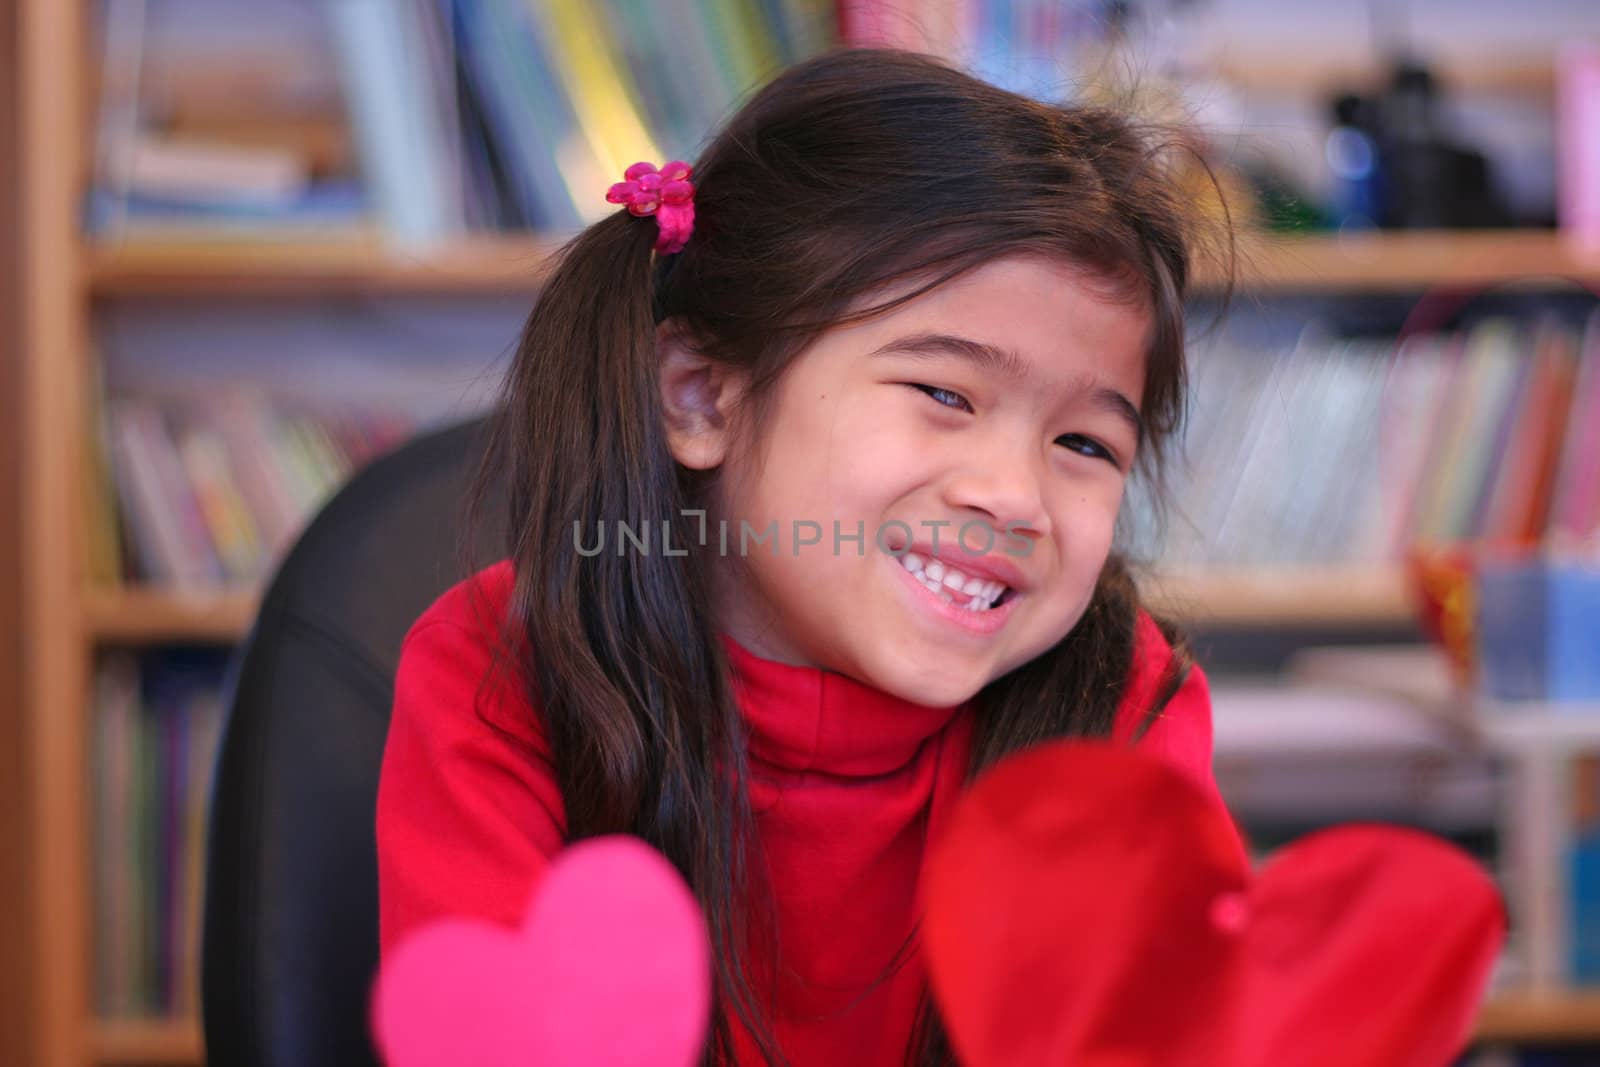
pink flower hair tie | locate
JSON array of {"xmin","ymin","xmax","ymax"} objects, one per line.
[{"xmin": 606, "ymin": 161, "xmax": 695, "ymax": 255}]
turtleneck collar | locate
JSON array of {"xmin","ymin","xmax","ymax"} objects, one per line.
[{"xmin": 720, "ymin": 634, "xmax": 967, "ymax": 778}]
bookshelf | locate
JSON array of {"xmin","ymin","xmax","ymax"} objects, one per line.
[
  {"xmin": 11, "ymin": 2, "xmax": 1600, "ymax": 1066},
  {"xmin": 85, "ymin": 229, "xmax": 1600, "ymax": 297}
]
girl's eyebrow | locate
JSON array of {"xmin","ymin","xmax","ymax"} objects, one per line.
[{"xmin": 869, "ymin": 331, "xmax": 1145, "ymax": 443}]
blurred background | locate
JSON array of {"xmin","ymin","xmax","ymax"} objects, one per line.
[{"xmin": 4, "ymin": 0, "xmax": 1600, "ymax": 1064}]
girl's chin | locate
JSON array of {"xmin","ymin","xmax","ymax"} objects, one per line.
[{"xmin": 866, "ymin": 655, "xmax": 990, "ymax": 709}]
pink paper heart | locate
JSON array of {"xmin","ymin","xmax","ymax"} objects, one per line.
[{"xmin": 372, "ymin": 835, "xmax": 711, "ymax": 1067}]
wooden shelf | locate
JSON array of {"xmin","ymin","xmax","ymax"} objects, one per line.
[
  {"xmin": 90, "ymin": 1018, "xmax": 202, "ymax": 1065},
  {"xmin": 87, "ymin": 233, "xmax": 568, "ymax": 297},
  {"xmin": 1208, "ymin": 55, "xmax": 1554, "ymax": 100},
  {"xmin": 1229, "ymin": 230, "xmax": 1600, "ymax": 292},
  {"xmin": 1143, "ymin": 566, "xmax": 1413, "ymax": 627},
  {"xmin": 84, "ymin": 230, "xmax": 1600, "ymax": 297},
  {"xmin": 76, "ymin": 993, "xmax": 1600, "ymax": 1059},
  {"xmin": 70, "ymin": 994, "xmax": 1600, "ymax": 1062},
  {"xmin": 86, "ymin": 587, "xmax": 259, "ymax": 645},
  {"xmin": 83, "ymin": 568, "xmax": 1411, "ymax": 645},
  {"xmin": 1474, "ymin": 990, "xmax": 1600, "ymax": 1043}
]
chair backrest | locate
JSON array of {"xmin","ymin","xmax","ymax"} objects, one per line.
[{"xmin": 202, "ymin": 417, "xmax": 503, "ymax": 1067}]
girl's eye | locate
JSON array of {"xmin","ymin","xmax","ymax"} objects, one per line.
[
  {"xmin": 908, "ymin": 383, "xmax": 973, "ymax": 413},
  {"xmin": 1056, "ymin": 433, "xmax": 1118, "ymax": 466}
]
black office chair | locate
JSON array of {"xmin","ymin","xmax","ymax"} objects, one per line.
[{"xmin": 202, "ymin": 416, "xmax": 505, "ymax": 1067}]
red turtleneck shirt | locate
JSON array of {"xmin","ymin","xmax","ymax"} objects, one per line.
[{"xmin": 377, "ymin": 560, "xmax": 1235, "ymax": 1064}]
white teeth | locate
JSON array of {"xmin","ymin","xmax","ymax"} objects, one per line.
[{"xmin": 898, "ymin": 552, "xmax": 1011, "ymax": 612}]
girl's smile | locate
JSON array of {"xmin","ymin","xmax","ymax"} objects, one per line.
[{"xmin": 885, "ymin": 546, "xmax": 1020, "ymax": 637}]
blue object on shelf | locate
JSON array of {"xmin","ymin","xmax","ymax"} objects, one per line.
[
  {"xmin": 1573, "ymin": 830, "xmax": 1600, "ymax": 984},
  {"xmin": 1476, "ymin": 560, "xmax": 1600, "ymax": 703}
]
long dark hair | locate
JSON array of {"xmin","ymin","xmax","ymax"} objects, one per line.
[{"xmin": 468, "ymin": 47, "xmax": 1221, "ymax": 1066}]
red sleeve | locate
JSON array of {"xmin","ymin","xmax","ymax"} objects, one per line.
[
  {"xmin": 1111, "ymin": 613, "xmax": 1215, "ymax": 790},
  {"xmin": 376, "ymin": 613, "xmax": 567, "ymax": 956},
  {"xmin": 1112, "ymin": 613, "xmax": 1249, "ymax": 863}
]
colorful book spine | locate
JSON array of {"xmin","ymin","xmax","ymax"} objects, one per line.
[
  {"xmin": 1480, "ymin": 326, "xmax": 1579, "ymax": 546},
  {"xmin": 526, "ymin": 0, "xmax": 662, "ymax": 218},
  {"xmin": 107, "ymin": 406, "xmax": 226, "ymax": 589},
  {"xmin": 1463, "ymin": 329, "xmax": 1536, "ymax": 541},
  {"xmin": 93, "ymin": 653, "xmax": 141, "ymax": 1016},
  {"xmin": 100, "ymin": 393, "xmax": 418, "ymax": 587},
  {"xmin": 1136, "ymin": 314, "xmax": 1600, "ymax": 569},
  {"xmin": 451, "ymin": 0, "xmax": 586, "ymax": 228},
  {"xmin": 319, "ymin": 0, "xmax": 831, "ymax": 235},
  {"xmin": 175, "ymin": 422, "xmax": 264, "ymax": 582},
  {"xmin": 328, "ymin": 0, "xmax": 463, "ymax": 244},
  {"xmin": 85, "ymin": 355, "xmax": 127, "ymax": 587},
  {"xmin": 92, "ymin": 650, "xmax": 229, "ymax": 1018},
  {"xmin": 1548, "ymin": 312, "xmax": 1600, "ymax": 544},
  {"xmin": 1377, "ymin": 334, "xmax": 1455, "ymax": 557}
]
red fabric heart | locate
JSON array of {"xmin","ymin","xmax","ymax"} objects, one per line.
[
  {"xmin": 371, "ymin": 835, "xmax": 711, "ymax": 1067},
  {"xmin": 924, "ymin": 741, "xmax": 1506, "ymax": 1067}
]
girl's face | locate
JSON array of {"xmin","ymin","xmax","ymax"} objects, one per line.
[{"xmin": 702, "ymin": 255, "xmax": 1150, "ymax": 708}]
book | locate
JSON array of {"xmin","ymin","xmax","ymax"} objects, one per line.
[
  {"xmin": 93, "ymin": 653, "xmax": 141, "ymax": 1016},
  {"xmin": 525, "ymin": 0, "xmax": 663, "ymax": 222},
  {"xmin": 1387, "ymin": 333, "xmax": 1467, "ymax": 555},
  {"xmin": 328, "ymin": 0, "xmax": 464, "ymax": 244},
  {"xmin": 85, "ymin": 356, "xmax": 128, "ymax": 587},
  {"xmin": 1480, "ymin": 325, "xmax": 1580, "ymax": 546},
  {"xmin": 1417, "ymin": 321, "xmax": 1523, "ymax": 545},
  {"xmin": 1463, "ymin": 329, "xmax": 1539, "ymax": 541},
  {"xmin": 1573, "ymin": 754, "xmax": 1600, "ymax": 984},
  {"xmin": 114, "ymin": 134, "xmax": 312, "ymax": 210},
  {"xmin": 451, "ymin": 0, "xmax": 586, "ymax": 228},
  {"xmin": 100, "ymin": 392, "xmax": 421, "ymax": 587},
  {"xmin": 84, "ymin": 183, "xmax": 369, "ymax": 237},
  {"xmin": 1548, "ymin": 312, "xmax": 1600, "ymax": 545},
  {"xmin": 106, "ymin": 405, "xmax": 226, "ymax": 589},
  {"xmin": 1129, "ymin": 313, "xmax": 1600, "ymax": 570},
  {"xmin": 93, "ymin": 650, "xmax": 230, "ymax": 1018}
]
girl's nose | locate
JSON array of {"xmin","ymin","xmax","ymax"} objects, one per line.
[{"xmin": 940, "ymin": 452, "xmax": 1052, "ymax": 542}]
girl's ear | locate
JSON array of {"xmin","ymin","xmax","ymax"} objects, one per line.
[{"xmin": 657, "ymin": 322, "xmax": 746, "ymax": 470}]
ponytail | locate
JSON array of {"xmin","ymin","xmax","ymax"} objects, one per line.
[{"xmin": 472, "ymin": 214, "xmax": 787, "ymax": 1064}]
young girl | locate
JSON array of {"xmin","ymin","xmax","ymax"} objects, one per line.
[{"xmin": 378, "ymin": 47, "xmax": 1237, "ymax": 1066}]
